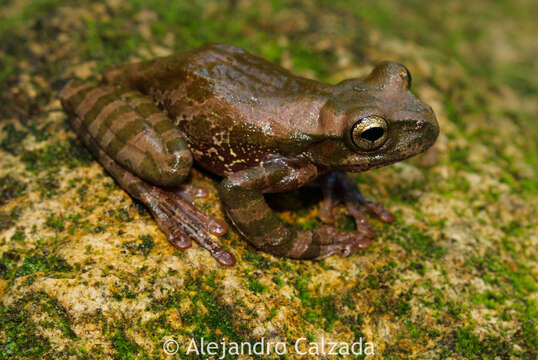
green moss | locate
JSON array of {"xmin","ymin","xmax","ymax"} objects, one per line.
[
  {"xmin": 0, "ymin": 124, "xmax": 28, "ymax": 154},
  {"xmin": 84, "ymin": 17, "xmax": 144, "ymax": 70},
  {"xmin": 452, "ymin": 326, "xmax": 511, "ymax": 360},
  {"xmin": 45, "ymin": 214, "xmax": 65, "ymax": 232},
  {"xmin": 472, "ymin": 290, "xmax": 506, "ymax": 310},
  {"xmin": 386, "ymin": 178, "xmax": 429, "ymax": 204},
  {"xmin": 38, "ymin": 293, "xmax": 78, "ymax": 340},
  {"xmin": 0, "ymin": 52, "xmax": 16, "ymax": 85},
  {"xmin": 1, "ymin": 248, "xmax": 72, "ymax": 284},
  {"xmin": 0, "ymin": 0, "xmax": 66, "ymax": 37},
  {"xmin": 113, "ymin": 208, "xmax": 133, "ymax": 222},
  {"xmin": 404, "ymin": 320, "xmax": 421, "ymax": 339},
  {"xmin": 150, "ymin": 291, "xmax": 187, "ymax": 312},
  {"xmin": 0, "ymin": 292, "xmax": 78, "ymax": 359},
  {"xmin": 10, "ymin": 229, "xmax": 25, "ymax": 243},
  {"xmin": 294, "ymin": 274, "xmax": 339, "ymax": 331},
  {"xmin": 394, "ymin": 296, "xmax": 411, "ymax": 317},
  {"xmin": 468, "ymin": 254, "xmax": 537, "ymax": 296},
  {"xmin": 267, "ymin": 307, "xmax": 278, "ymax": 321},
  {"xmin": 0, "ymin": 211, "xmax": 13, "ymax": 231},
  {"xmin": 409, "ymin": 261, "xmax": 426, "ymax": 276},
  {"xmin": 109, "ymin": 327, "xmax": 141, "ymax": 360},
  {"xmin": 518, "ymin": 299, "xmax": 537, "ymax": 355},
  {"xmin": 36, "ymin": 174, "xmax": 60, "ymax": 199},
  {"xmin": 122, "ymin": 234, "xmax": 154, "ymax": 256},
  {"xmin": 14, "ymin": 252, "xmax": 73, "ymax": 279},
  {"xmin": 0, "ymin": 250, "xmax": 22, "ymax": 280},
  {"xmin": 364, "ymin": 275, "xmax": 379, "ymax": 289},
  {"xmin": 183, "ymin": 280, "xmax": 241, "ymax": 343},
  {"xmin": 21, "ymin": 140, "xmax": 93, "ymax": 174},
  {"xmin": 0, "ymin": 174, "xmax": 26, "ymax": 206},
  {"xmin": 247, "ymin": 276, "xmax": 268, "ymax": 294},
  {"xmin": 387, "ymin": 219, "xmax": 445, "ymax": 259},
  {"xmin": 0, "ymin": 302, "xmax": 51, "ymax": 360},
  {"xmin": 112, "ymin": 286, "xmax": 138, "ymax": 301},
  {"xmin": 0, "ymin": 0, "xmax": 71, "ymax": 84},
  {"xmin": 295, "ymin": 217, "xmax": 322, "ymax": 231},
  {"xmin": 335, "ymin": 215, "xmax": 356, "ymax": 233},
  {"xmin": 161, "ymin": 276, "xmax": 256, "ymax": 359},
  {"xmin": 272, "ymin": 274, "xmax": 283, "ymax": 287},
  {"xmin": 241, "ymin": 250, "xmax": 273, "ymax": 269},
  {"xmin": 286, "ymin": 44, "xmax": 336, "ymax": 80}
]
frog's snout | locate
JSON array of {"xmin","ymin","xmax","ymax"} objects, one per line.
[
  {"xmin": 419, "ymin": 106, "xmax": 440, "ymax": 144},
  {"xmin": 401, "ymin": 109, "xmax": 440, "ymax": 152}
]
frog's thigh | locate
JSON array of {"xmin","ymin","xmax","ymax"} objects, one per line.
[
  {"xmin": 60, "ymin": 81, "xmax": 192, "ymax": 187},
  {"xmin": 218, "ymin": 159, "xmax": 321, "ymax": 258}
]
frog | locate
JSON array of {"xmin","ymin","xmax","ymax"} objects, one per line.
[{"xmin": 60, "ymin": 43, "xmax": 439, "ymax": 266}]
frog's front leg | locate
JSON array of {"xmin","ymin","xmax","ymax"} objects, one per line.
[
  {"xmin": 318, "ymin": 171, "xmax": 395, "ymax": 237},
  {"xmin": 218, "ymin": 158, "xmax": 371, "ymax": 259},
  {"xmin": 60, "ymin": 81, "xmax": 235, "ymax": 266}
]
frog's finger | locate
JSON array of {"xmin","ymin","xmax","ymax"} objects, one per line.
[
  {"xmin": 344, "ymin": 200, "xmax": 376, "ymax": 238},
  {"xmin": 318, "ymin": 196, "xmax": 336, "ymax": 224},
  {"xmin": 318, "ymin": 171, "xmax": 337, "ymax": 224},
  {"xmin": 361, "ymin": 202, "xmax": 396, "ymax": 223}
]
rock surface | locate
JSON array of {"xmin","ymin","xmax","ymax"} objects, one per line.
[{"xmin": 0, "ymin": 0, "xmax": 536, "ymax": 359}]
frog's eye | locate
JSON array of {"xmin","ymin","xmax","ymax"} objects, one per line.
[
  {"xmin": 351, "ymin": 116, "xmax": 389, "ymax": 151},
  {"xmin": 401, "ymin": 65, "xmax": 412, "ymax": 89}
]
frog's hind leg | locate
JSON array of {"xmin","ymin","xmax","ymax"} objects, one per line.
[
  {"xmin": 60, "ymin": 81, "xmax": 235, "ymax": 266},
  {"xmin": 60, "ymin": 80, "xmax": 192, "ymax": 187}
]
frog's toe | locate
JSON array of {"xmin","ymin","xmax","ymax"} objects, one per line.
[
  {"xmin": 170, "ymin": 232, "xmax": 193, "ymax": 250},
  {"xmin": 312, "ymin": 226, "xmax": 372, "ymax": 259},
  {"xmin": 143, "ymin": 187, "xmax": 235, "ymax": 266},
  {"xmin": 153, "ymin": 188, "xmax": 228, "ymax": 236}
]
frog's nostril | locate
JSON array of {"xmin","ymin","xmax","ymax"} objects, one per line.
[{"xmin": 361, "ymin": 127, "xmax": 384, "ymax": 142}]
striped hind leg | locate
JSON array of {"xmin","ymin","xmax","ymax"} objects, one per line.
[
  {"xmin": 60, "ymin": 81, "xmax": 235, "ymax": 266},
  {"xmin": 60, "ymin": 80, "xmax": 192, "ymax": 187}
]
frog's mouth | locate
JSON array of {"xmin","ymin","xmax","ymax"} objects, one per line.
[{"xmin": 338, "ymin": 118, "xmax": 439, "ymax": 172}]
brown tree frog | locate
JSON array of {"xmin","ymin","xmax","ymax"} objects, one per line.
[{"xmin": 60, "ymin": 43, "xmax": 439, "ymax": 266}]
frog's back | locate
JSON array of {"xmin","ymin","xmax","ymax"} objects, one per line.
[
  {"xmin": 185, "ymin": 44, "xmax": 319, "ymax": 96},
  {"xmin": 165, "ymin": 44, "xmax": 332, "ymax": 175}
]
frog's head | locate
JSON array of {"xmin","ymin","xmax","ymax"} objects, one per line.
[{"xmin": 309, "ymin": 61, "xmax": 439, "ymax": 172}]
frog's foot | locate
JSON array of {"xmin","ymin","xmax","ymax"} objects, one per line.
[
  {"xmin": 68, "ymin": 120, "xmax": 234, "ymax": 266},
  {"xmin": 318, "ymin": 171, "xmax": 395, "ymax": 241},
  {"xmin": 308, "ymin": 225, "xmax": 372, "ymax": 260},
  {"xmin": 140, "ymin": 185, "xmax": 235, "ymax": 266}
]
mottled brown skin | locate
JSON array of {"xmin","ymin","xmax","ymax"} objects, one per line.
[{"xmin": 60, "ymin": 43, "xmax": 439, "ymax": 266}]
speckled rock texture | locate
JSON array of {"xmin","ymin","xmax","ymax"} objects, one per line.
[{"xmin": 0, "ymin": 0, "xmax": 536, "ymax": 359}]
